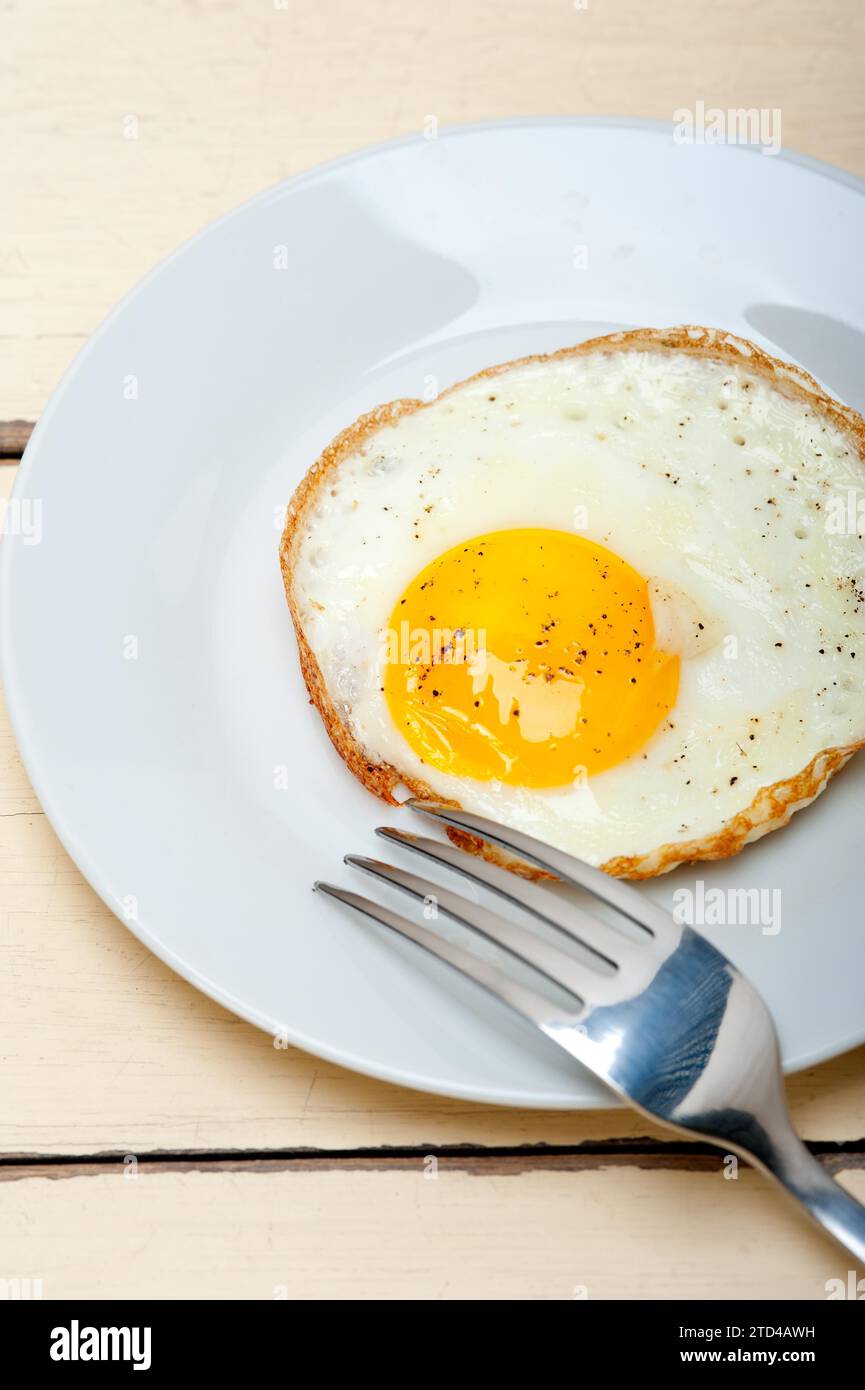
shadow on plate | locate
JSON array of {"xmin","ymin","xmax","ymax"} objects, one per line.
[{"xmin": 745, "ymin": 304, "xmax": 865, "ymax": 411}]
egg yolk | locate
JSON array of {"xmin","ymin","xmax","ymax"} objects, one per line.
[{"xmin": 383, "ymin": 528, "xmax": 679, "ymax": 788}]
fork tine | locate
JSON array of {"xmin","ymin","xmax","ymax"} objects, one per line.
[
  {"xmin": 376, "ymin": 826, "xmax": 645, "ymax": 970},
  {"xmin": 344, "ymin": 855, "xmax": 608, "ymax": 1001},
  {"xmin": 407, "ymin": 799, "xmax": 676, "ymax": 942},
  {"xmin": 314, "ymin": 882, "xmax": 574, "ymax": 1028}
]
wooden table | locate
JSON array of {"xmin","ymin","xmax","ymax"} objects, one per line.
[{"xmin": 2, "ymin": 0, "xmax": 864, "ymax": 1300}]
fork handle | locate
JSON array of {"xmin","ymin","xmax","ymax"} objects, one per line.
[{"xmin": 757, "ymin": 1126, "xmax": 865, "ymax": 1265}]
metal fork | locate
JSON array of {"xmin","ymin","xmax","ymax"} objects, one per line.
[{"xmin": 316, "ymin": 798, "xmax": 865, "ymax": 1261}]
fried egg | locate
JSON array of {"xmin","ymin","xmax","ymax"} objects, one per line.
[{"xmin": 281, "ymin": 327, "xmax": 865, "ymax": 877}]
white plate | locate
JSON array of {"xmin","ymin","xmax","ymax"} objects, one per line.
[{"xmin": 4, "ymin": 118, "xmax": 865, "ymax": 1109}]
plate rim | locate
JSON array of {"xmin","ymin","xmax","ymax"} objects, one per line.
[{"xmin": 4, "ymin": 116, "xmax": 865, "ymax": 1110}]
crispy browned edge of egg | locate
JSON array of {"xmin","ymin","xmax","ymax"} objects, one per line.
[{"xmin": 279, "ymin": 325, "xmax": 865, "ymax": 880}]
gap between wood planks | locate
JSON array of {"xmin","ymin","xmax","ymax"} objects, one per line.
[
  {"xmin": 1, "ymin": 1142, "xmax": 865, "ymax": 1183},
  {"xmin": 0, "ymin": 422, "xmax": 33, "ymax": 459}
]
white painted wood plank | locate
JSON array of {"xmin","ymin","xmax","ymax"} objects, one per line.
[
  {"xmin": 2, "ymin": 1162, "xmax": 863, "ymax": 1299},
  {"xmin": 4, "ymin": 0, "xmax": 864, "ymax": 419}
]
